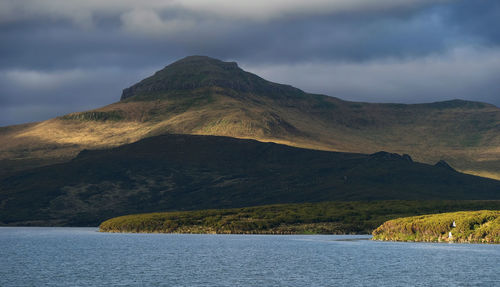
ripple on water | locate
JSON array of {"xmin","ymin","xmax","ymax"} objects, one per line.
[{"xmin": 0, "ymin": 227, "xmax": 499, "ymax": 286}]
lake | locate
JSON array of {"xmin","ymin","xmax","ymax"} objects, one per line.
[{"xmin": 1, "ymin": 227, "xmax": 499, "ymax": 286}]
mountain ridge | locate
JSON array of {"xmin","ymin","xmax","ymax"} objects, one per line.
[
  {"xmin": 0, "ymin": 55, "xmax": 499, "ymax": 180},
  {"xmin": 2, "ymin": 133, "xmax": 500, "ymax": 226}
]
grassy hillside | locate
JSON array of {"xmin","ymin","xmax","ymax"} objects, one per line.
[
  {"xmin": 99, "ymin": 201, "xmax": 500, "ymax": 234},
  {"xmin": 1, "ymin": 134, "xmax": 500, "ymax": 226},
  {"xmin": 372, "ymin": 210, "xmax": 500, "ymax": 243},
  {"xmin": 0, "ymin": 56, "xmax": 499, "ymax": 179}
]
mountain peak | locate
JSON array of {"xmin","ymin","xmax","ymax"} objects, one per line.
[
  {"xmin": 434, "ymin": 160, "xmax": 456, "ymax": 171},
  {"xmin": 121, "ymin": 55, "xmax": 303, "ymax": 100}
]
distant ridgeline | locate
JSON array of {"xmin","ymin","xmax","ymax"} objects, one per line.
[
  {"xmin": 99, "ymin": 201, "xmax": 500, "ymax": 235},
  {"xmin": 372, "ymin": 210, "xmax": 500, "ymax": 243}
]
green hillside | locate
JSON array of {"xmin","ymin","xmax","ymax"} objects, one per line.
[
  {"xmin": 1, "ymin": 134, "xmax": 500, "ymax": 226},
  {"xmin": 99, "ymin": 201, "xmax": 500, "ymax": 235},
  {"xmin": 372, "ymin": 210, "xmax": 500, "ymax": 243}
]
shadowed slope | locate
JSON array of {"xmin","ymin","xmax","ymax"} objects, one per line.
[{"xmin": 1, "ymin": 134, "xmax": 499, "ymax": 226}]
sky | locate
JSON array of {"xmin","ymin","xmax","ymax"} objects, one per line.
[{"xmin": 1, "ymin": 0, "xmax": 500, "ymax": 126}]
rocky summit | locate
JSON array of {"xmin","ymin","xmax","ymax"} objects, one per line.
[{"xmin": 121, "ymin": 56, "xmax": 303, "ymax": 100}]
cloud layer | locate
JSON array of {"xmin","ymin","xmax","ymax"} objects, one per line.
[
  {"xmin": 1, "ymin": 0, "xmax": 499, "ymax": 125},
  {"xmin": 245, "ymin": 47, "xmax": 500, "ymax": 104},
  {"xmin": 0, "ymin": 0, "xmax": 452, "ymax": 24}
]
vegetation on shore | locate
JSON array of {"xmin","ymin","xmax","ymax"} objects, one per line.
[
  {"xmin": 99, "ymin": 200, "xmax": 500, "ymax": 234},
  {"xmin": 372, "ymin": 210, "xmax": 500, "ymax": 243}
]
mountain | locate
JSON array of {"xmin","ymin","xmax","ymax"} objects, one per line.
[
  {"xmin": 1, "ymin": 133, "xmax": 500, "ymax": 226},
  {"xmin": 1, "ymin": 56, "xmax": 499, "ymax": 179}
]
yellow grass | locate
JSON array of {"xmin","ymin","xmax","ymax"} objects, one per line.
[{"xmin": 1, "ymin": 91, "xmax": 499, "ymax": 180}]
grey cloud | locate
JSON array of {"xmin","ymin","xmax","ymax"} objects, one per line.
[
  {"xmin": 244, "ymin": 47, "xmax": 500, "ymax": 106},
  {"xmin": 0, "ymin": 0, "xmax": 499, "ymax": 126},
  {"xmin": 442, "ymin": 0, "xmax": 500, "ymax": 45},
  {"xmin": 0, "ymin": 0, "xmax": 453, "ymax": 24},
  {"xmin": 2, "ymin": 0, "xmax": 495, "ymax": 70},
  {"xmin": 0, "ymin": 67, "xmax": 155, "ymax": 125}
]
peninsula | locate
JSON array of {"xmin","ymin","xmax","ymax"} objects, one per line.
[
  {"xmin": 99, "ymin": 201, "xmax": 500, "ymax": 235},
  {"xmin": 372, "ymin": 210, "xmax": 500, "ymax": 243}
]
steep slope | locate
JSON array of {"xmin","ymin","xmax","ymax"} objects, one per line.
[
  {"xmin": 1, "ymin": 134, "xmax": 500, "ymax": 226},
  {"xmin": 1, "ymin": 56, "xmax": 499, "ymax": 178}
]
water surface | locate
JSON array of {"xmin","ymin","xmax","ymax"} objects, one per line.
[{"xmin": 1, "ymin": 227, "xmax": 499, "ymax": 286}]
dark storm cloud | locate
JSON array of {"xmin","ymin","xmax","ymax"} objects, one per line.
[
  {"xmin": 244, "ymin": 47, "xmax": 500, "ymax": 105},
  {"xmin": 0, "ymin": 67, "xmax": 154, "ymax": 125},
  {"xmin": 1, "ymin": 0, "xmax": 499, "ymax": 126},
  {"xmin": 442, "ymin": 0, "xmax": 500, "ymax": 44}
]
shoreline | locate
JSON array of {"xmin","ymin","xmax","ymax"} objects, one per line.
[{"xmin": 372, "ymin": 210, "xmax": 500, "ymax": 244}]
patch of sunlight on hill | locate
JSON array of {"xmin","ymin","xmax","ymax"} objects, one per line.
[{"xmin": 14, "ymin": 119, "xmax": 151, "ymax": 146}]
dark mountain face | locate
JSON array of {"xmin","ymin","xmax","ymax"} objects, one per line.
[
  {"xmin": 1, "ymin": 134, "xmax": 499, "ymax": 226},
  {"xmin": 121, "ymin": 56, "xmax": 303, "ymax": 100}
]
